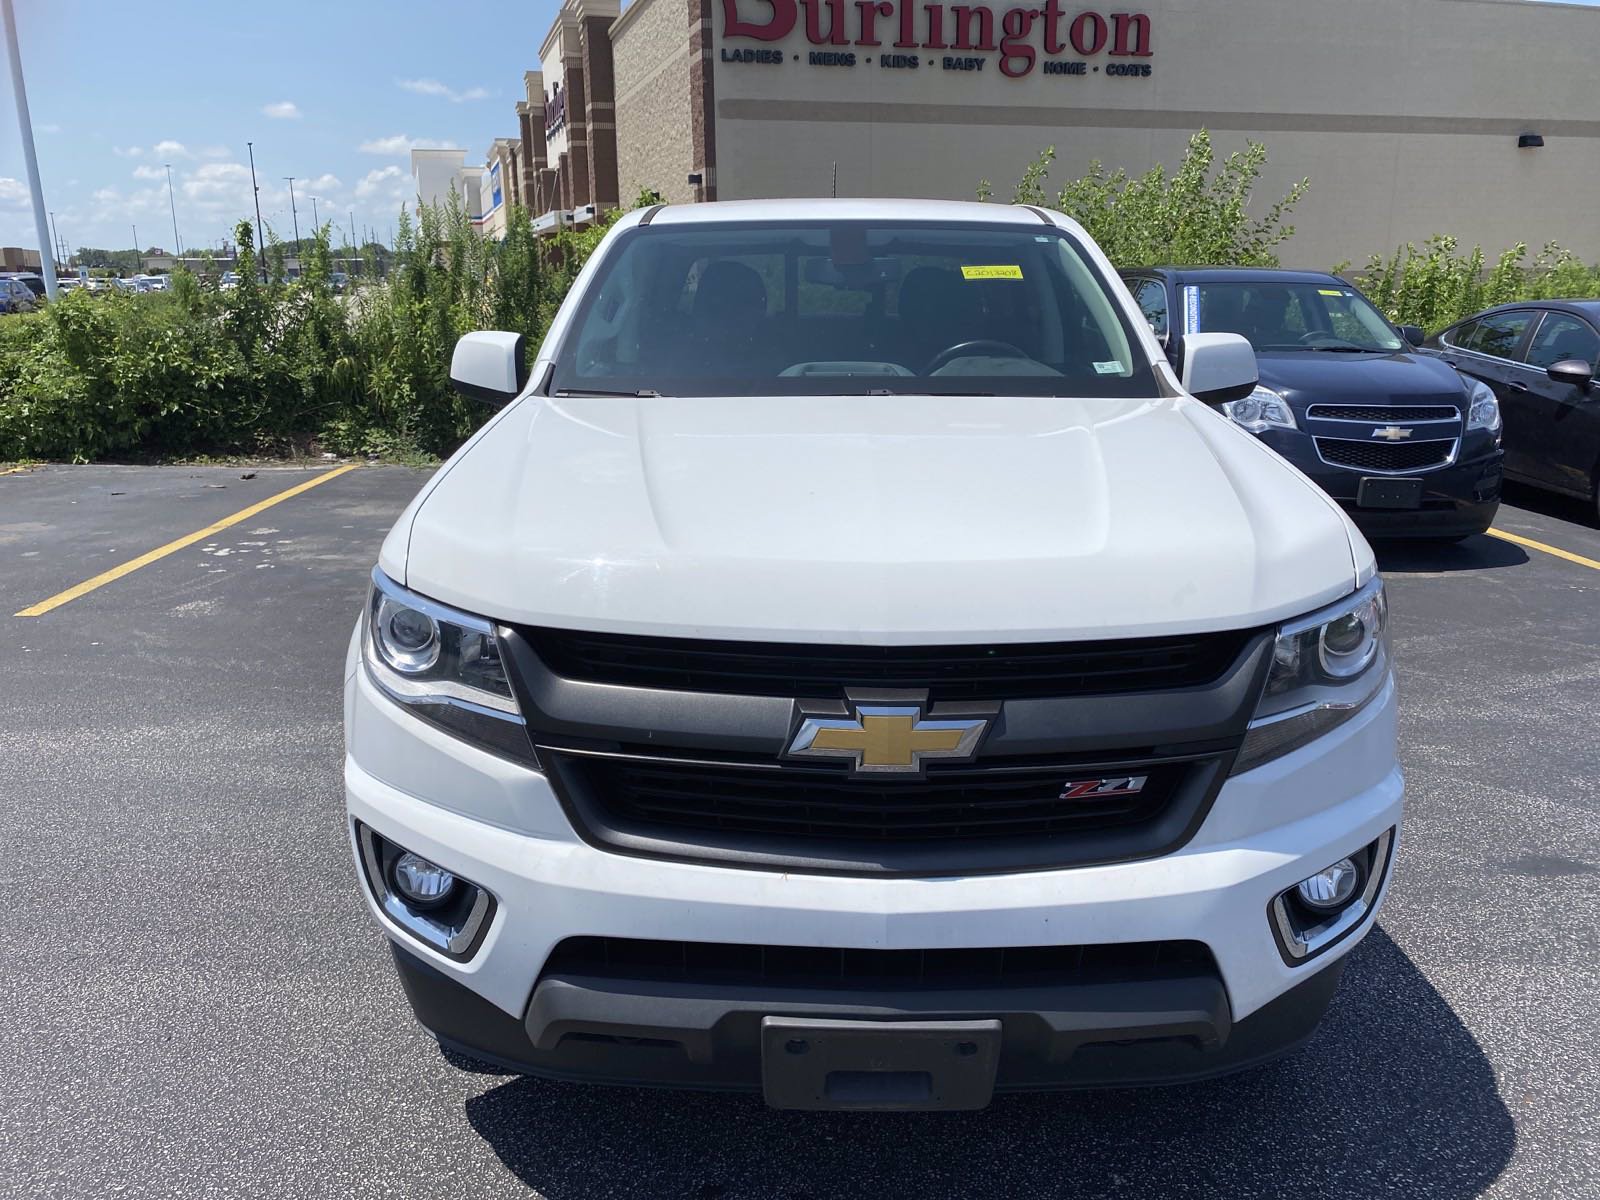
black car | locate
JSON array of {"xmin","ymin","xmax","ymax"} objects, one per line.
[
  {"xmin": 1122, "ymin": 268, "xmax": 1504, "ymax": 540},
  {"xmin": 1419, "ymin": 302, "xmax": 1600, "ymax": 520}
]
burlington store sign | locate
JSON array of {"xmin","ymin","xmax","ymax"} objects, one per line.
[{"xmin": 719, "ymin": 0, "xmax": 1154, "ymax": 79}]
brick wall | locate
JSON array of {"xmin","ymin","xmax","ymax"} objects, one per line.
[{"xmin": 611, "ymin": 0, "xmax": 696, "ymax": 205}]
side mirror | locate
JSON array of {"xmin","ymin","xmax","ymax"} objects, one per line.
[
  {"xmin": 1398, "ymin": 324, "xmax": 1425, "ymax": 346},
  {"xmin": 1547, "ymin": 358, "xmax": 1594, "ymax": 388},
  {"xmin": 450, "ymin": 331, "xmax": 528, "ymax": 406},
  {"xmin": 1180, "ymin": 333, "xmax": 1258, "ymax": 405}
]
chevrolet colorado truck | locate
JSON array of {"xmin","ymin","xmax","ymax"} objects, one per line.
[{"xmin": 344, "ymin": 198, "xmax": 1402, "ymax": 1111}]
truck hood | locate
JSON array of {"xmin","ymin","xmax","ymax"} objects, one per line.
[
  {"xmin": 1257, "ymin": 350, "xmax": 1469, "ymax": 409},
  {"xmin": 394, "ymin": 393, "xmax": 1362, "ymax": 643}
]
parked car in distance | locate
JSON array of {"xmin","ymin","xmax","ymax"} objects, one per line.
[
  {"xmin": 219, "ymin": 271, "xmax": 240, "ymax": 290},
  {"xmin": 0, "ymin": 277, "xmax": 38, "ymax": 313},
  {"xmin": 1419, "ymin": 301, "xmax": 1600, "ymax": 520},
  {"xmin": 2, "ymin": 272, "xmax": 47, "ymax": 299},
  {"xmin": 330, "ymin": 271, "xmax": 349, "ymax": 293},
  {"xmin": 346, "ymin": 199, "xmax": 1403, "ymax": 1112},
  {"xmin": 1123, "ymin": 267, "xmax": 1503, "ymax": 541}
]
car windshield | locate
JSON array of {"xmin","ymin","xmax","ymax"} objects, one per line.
[
  {"xmin": 1186, "ymin": 280, "xmax": 1403, "ymax": 353},
  {"xmin": 550, "ymin": 220, "xmax": 1158, "ymax": 397}
]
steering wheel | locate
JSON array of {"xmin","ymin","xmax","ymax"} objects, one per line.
[{"xmin": 923, "ymin": 340, "xmax": 1029, "ymax": 374}]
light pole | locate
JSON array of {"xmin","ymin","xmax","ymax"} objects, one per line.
[
  {"xmin": 246, "ymin": 141, "xmax": 265, "ymax": 246},
  {"xmin": 2, "ymin": 0, "xmax": 58, "ymax": 298},
  {"xmin": 309, "ymin": 194, "xmax": 319, "ymax": 237},
  {"xmin": 49, "ymin": 210, "xmax": 59, "ymax": 266},
  {"xmin": 284, "ymin": 176, "xmax": 300, "ymax": 275},
  {"xmin": 164, "ymin": 163, "xmax": 182, "ymax": 257}
]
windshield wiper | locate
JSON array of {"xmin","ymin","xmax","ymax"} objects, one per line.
[
  {"xmin": 1303, "ymin": 345, "xmax": 1384, "ymax": 353},
  {"xmin": 553, "ymin": 387, "xmax": 660, "ymax": 397}
]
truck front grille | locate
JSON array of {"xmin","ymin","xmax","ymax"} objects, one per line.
[
  {"xmin": 541, "ymin": 748, "xmax": 1224, "ymax": 875},
  {"xmin": 522, "ymin": 627, "xmax": 1251, "ymax": 701},
  {"xmin": 542, "ymin": 935, "xmax": 1216, "ymax": 989}
]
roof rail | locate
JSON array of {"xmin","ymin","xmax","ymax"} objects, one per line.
[{"xmin": 638, "ymin": 204, "xmax": 665, "ymax": 226}]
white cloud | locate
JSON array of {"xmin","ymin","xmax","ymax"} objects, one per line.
[
  {"xmin": 0, "ymin": 177, "xmax": 29, "ymax": 206},
  {"xmin": 262, "ymin": 100, "xmax": 302, "ymax": 120},
  {"xmin": 355, "ymin": 165, "xmax": 408, "ymax": 200},
  {"xmin": 132, "ymin": 164, "xmax": 166, "ymax": 181},
  {"xmin": 303, "ymin": 173, "xmax": 342, "ymax": 194},
  {"xmin": 113, "ymin": 145, "xmax": 143, "ymax": 158},
  {"xmin": 397, "ymin": 77, "xmax": 488, "ymax": 103},
  {"xmin": 358, "ymin": 133, "xmax": 461, "ymax": 156},
  {"xmin": 153, "ymin": 139, "xmax": 190, "ymax": 159}
]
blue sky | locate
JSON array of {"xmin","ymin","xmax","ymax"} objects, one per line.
[{"xmin": 0, "ymin": 0, "xmax": 563, "ymax": 254}]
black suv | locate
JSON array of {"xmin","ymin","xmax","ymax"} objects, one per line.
[{"xmin": 1123, "ymin": 268, "xmax": 1504, "ymax": 541}]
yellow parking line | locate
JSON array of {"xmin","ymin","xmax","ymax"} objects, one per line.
[
  {"xmin": 0, "ymin": 466, "xmax": 30, "ymax": 476},
  {"xmin": 1487, "ymin": 527, "xmax": 1600, "ymax": 572},
  {"xmin": 13, "ymin": 464, "xmax": 361, "ymax": 617}
]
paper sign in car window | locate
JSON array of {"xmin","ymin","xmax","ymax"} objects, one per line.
[
  {"xmin": 1182, "ymin": 285, "xmax": 1200, "ymax": 334},
  {"xmin": 1317, "ymin": 288, "xmax": 1345, "ymax": 297},
  {"xmin": 961, "ymin": 265, "xmax": 1023, "ymax": 280}
]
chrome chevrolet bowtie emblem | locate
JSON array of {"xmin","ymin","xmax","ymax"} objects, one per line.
[
  {"xmin": 1371, "ymin": 425, "xmax": 1414, "ymax": 441},
  {"xmin": 787, "ymin": 697, "xmax": 991, "ymax": 775}
]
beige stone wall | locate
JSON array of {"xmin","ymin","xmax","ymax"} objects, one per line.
[
  {"xmin": 612, "ymin": 0, "xmax": 695, "ymax": 205},
  {"xmin": 707, "ymin": 0, "xmax": 1600, "ymax": 268}
]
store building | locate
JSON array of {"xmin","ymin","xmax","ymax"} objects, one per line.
[{"xmin": 484, "ymin": 0, "xmax": 1600, "ymax": 267}]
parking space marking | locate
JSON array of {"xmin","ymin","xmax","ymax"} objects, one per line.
[
  {"xmin": 13, "ymin": 464, "xmax": 361, "ymax": 617},
  {"xmin": 0, "ymin": 466, "xmax": 31, "ymax": 476},
  {"xmin": 1487, "ymin": 527, "xmax": 1600, "ymax": 572}
]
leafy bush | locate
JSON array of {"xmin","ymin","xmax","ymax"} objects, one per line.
[
  {"xmin": 985, "ymin": 130, "xmax": 1308, "ymax": 268},
  {"xmin": 1350, "ymin": 238, "xmax": 1600, "ymax": 331},
  {"xmin": 0, "ymin": 201, "xmax": 620, "ymax": 463}
]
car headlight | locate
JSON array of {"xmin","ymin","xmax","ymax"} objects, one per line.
[
  {"xmin": 362, "ymin": 569, "xmax": 532, "ymax": 759},
  {"xmin": 1464, "ymin": 378, "xmax": 1502, "ymax": 439},
  {"xmin": 1233, "ymin": 578, "xmax": 1390, "ymax": 774},
  {"xmin": 1220, "ymin": 386, "xmax": 1298, "ymax": 434}
]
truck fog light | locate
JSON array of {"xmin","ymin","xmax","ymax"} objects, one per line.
[
  {"xmin": 1295, "ymin": 858, "xmax": 1361, "ymax": 912},
  {"xmin": 392, "ymin": 852, "xmax": 456, "ymax": 908}
]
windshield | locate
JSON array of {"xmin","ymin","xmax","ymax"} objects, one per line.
[
  {"xmin": 550, "ymin": 221, "xmax": 1158, "ymax": 397},
  {"xmin": 1185, "ymin": 280, "xmax": 1403, "ymax": 353}
]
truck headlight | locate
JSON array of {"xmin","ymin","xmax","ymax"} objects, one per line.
[
  {"xmin": 1465, "ymin": 378, "xmax": 1502, "ymax": 440},
  {"xmin": 362, "ymin": 569, "xmax": 532, "ymax": 759},
  {"xmin": 1220, "ymin": 386, "xmax": 1298, "ymax": 434},
  {"xmin": 1234, "ymin": 578, "xmax": 1390, "ymax": 773}
]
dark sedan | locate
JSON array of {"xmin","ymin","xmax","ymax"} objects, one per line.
[
  {"xmin": 1419, "ymin": 301, "xmax": 1600, "ymax": 521},
  {"xmin": 1123, "ymin": 267, "xmax": 1504, "ymax": 541}
]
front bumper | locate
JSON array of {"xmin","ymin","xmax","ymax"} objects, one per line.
[
  {"xmin": 345, "ymin": 657, "xmax": 1403, "ymax": 1098},
  {"xmin": 1259, "ymin": 430, "xmax": 1503, "ymax": 539}
]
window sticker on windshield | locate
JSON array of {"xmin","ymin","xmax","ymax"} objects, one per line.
[
  {"xmin": 1093, "ymin": 361, "xmax": 1124, "ymax": 375},
  {"xmin": 1318, "ymin": 288, "xmax": 1345, "ymax": 297},
  {"xmin": 961, "ymin": 265, "xmax": 1023, "ymax": 280},
  {"xmin": 1182, "ymin": 285, "xmax": 1200, "ymax": 334}
]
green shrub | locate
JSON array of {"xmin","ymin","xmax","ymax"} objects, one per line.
[
  {"xmin": 985, "ymin": 130, "xmax": 1308, "ymax": 268},
  {"xmin": 1351, "ymin": 238, "xmax": 1600, "ymax": 331},
  {"xmin": 0, "ymin": 198, "xmax": 624, "ymax": 463}
]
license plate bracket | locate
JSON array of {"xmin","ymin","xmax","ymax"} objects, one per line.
[
  {"xmin": 760, "ymin": 1016, "xmax": 1001, "ymax": 1111},
  {"xmin": 1357, "ymin": 476, "xmax": 1423, "ymax": 509}
]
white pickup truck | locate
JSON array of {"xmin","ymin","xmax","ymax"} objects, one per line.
[{"xmin": 344, "ymin": 198, "xmax": 1402, "ymax": 1111}]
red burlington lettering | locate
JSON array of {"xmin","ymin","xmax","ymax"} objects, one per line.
[
  {"xmin": 799, "ymin": 0, "xmax": 849, "ymax": 44},
  {"xmin": 721, "ymin": 0, "xmax": 797, "ymax": 40},
  {"xmin": 1068, "ymin": 9, "xmax": 1106, "ymax": 54},
  {"xmin": 1110, "ymin": 11, "xmax": 1151, "ymax": 55},
  {"xmin": 922, "ymin": 2, "xmax": 948, "ymax": 48},
  {"xmin": 999, "ymin": 7, "xmax": 1039, "ymax": 76},
  {"xmin": 855, "ymin": 0, "xmax": 895, "ymax": 44},
  {"xmin": 951, "ymin": 4, "xmax": 997, "ymax": 49},
  {"xmin": 1041, "ymin": 0, "xmax": 1067, "ymax": 53},
  {"xmin": 896, "ymin": 0, "xmax": 919, "ymax": 45}
]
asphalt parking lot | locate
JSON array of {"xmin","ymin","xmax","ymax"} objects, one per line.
[{"xmin": 3, "ymin": 463, "xmax": 1598, "ymax": 1199}]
